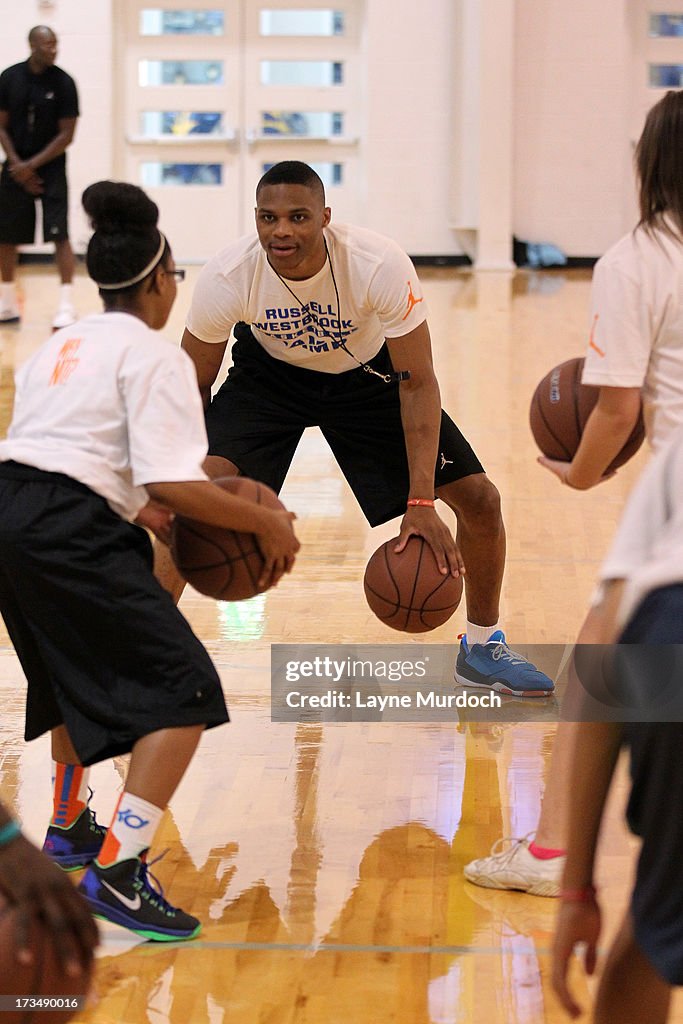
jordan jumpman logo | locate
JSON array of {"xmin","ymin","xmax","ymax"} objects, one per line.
[{"xmin": 401, "ymin": 280, "xmax": 424, "ymax": 321}]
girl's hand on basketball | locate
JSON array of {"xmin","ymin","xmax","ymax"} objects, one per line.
[
  {"xmin": 256, "ymin": 510, "xmax": 300, "ymax": 588},
  {"xmin": 0, "ymin": 833, "xmax": 99, "ymax": 975},
  {"xmin": 538, "ymin": 456, "xmax": 616, "ymax": 488},
  {"xmin": 134, "ymin": 500, "xmax": 175, "ymax": 544},
  {"xmin": 551, "ymin": 900, "xmax": 601, "ymax": 1018},
  {"xmin": 538, "ymin": 456, "xmax": 574, "ymax": 484},
  {"xmin": 396, "ymin": 508, "xmax": 465, "ymax": 577}
]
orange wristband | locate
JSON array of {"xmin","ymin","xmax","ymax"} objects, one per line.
[
  {"xmin": 407, "ymin": 498, "xmax": 435, "ymax": 508},
  {"xmin": 560, "ymin": 884, "xmax": 597, "ymax": 904}
]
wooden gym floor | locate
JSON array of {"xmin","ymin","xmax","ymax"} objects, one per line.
[{"xmin": 1, "ymin": 263, "xmax": 679, "ymax": 1023}]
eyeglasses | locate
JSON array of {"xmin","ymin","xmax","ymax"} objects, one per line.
[{"xmin": 166, "ymin": 268, "xmax": 186, "ymax": 282}]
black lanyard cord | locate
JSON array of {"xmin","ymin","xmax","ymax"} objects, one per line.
[{"xmin": 266, "ymin": 239, "xmax": 410, "ymax": 384}]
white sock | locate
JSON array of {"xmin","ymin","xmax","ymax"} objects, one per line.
[
  {"xmin": 466, "ymin": 621, "xmax": 501, "ymax": 646},
  {"xmin": 1, "ymin": 282, "xmax": 17, "ymax": 309},
  {"xmin": 98, "ymin": 792, "xmax": 164, "ymax": 867},
  {"xmin": 58, "ymin": 283, "xmax": 73, "ymax": 308}
]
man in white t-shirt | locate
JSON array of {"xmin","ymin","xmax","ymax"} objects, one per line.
[{"xmin": 156, "ymin": 160, "xmax": 554, "ymax": 697}]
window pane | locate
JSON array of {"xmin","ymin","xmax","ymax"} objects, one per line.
[
  {"xmin": 260, "ymin": 61, "xmax": 343, "ymax": 86},
  {"xmin": 649, "ymin": 63, "xmax": 683, "ymax": 87},
  {"xmin": 140, "ymin": 9, "xmax": 225, "ymax": 35},
  {"xmin": 139, "ymin": 60, "xmax": 224, "ymax": 86},
  {"xmin": 260, "ymin": 9, "xmax": 344, "ymax": 36},
  {"xmin": 260, "ymin": 110, "xmax": 343, "ymax": 137},
  {"xmin": 263, "ymin": 161, "xmax": 343, "ymax": 187},
  {"xmin": 141, "ymin": 162, "xmax": 223, "ymax": 186},
  {"xmin": 141, "ymin": 111, "xmax": 224, "ymax": 136},
  {"xmin": 649, "ymin": 14, "xmax": 683, "ymax": 37}
]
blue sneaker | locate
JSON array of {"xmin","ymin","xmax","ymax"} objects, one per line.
[
  {"xmin": 42, "ymin": 800, "xmax": 107, "ymax": 871},
  {"xmin": 78, "ymin": 850, "xmax": 201, "ymax": 942},
  {"xmin": 454, "ymin": 630, "xmax": 554, "ymax": 698}
]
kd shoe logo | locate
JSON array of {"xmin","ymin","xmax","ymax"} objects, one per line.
[
  {"xmin": 117, "ymin": 808, "xmax": 150, "ymax": 829},
  {"xmin": 401, "ymin": 280, "xmax": 424, "ymax": 321},
  {"xmin": 101, "ymin": 880, "xmax": 142, "ymax": 911}
]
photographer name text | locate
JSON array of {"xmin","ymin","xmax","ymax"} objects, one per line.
[{"xmin": 284, "ymin": 689, "xmax": 502, "ymax": 710}]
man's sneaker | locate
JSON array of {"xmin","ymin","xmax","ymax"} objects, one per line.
[
  {"xmin": 78, "ymin": 851, "xmax": 201, "ymax": 941},
  {"xmin": 0, "ymin": 306, "xmax": 20, "ymax": 325},
  {"xmin": 464, "ymin": 836, "xmax": 564, "ymax": 897},
  {"xmin": 454, "ymin": 630, "xmax": 554, "ymax": 697},
  {"xmin": 52, "ymin": 304, "xmax": 77, "ymax": 330},
  {"xmin": 42, "ymin": 804, "xmax": 107, "ymax": 871}
]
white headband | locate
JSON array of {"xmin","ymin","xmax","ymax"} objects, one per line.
[{"xmin": 96, "ymin": 232, "xmax": 166, "ymax": 290}]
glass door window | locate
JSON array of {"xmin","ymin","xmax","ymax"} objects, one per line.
[
  {"xmin": 244, "ymin": 0, "xmax": 360, "ymax": 223},
  {"xmin": 649, "ymin": 13, "xmax": 683, "ymax": 36},
  {"xmin": 259, "ymin": 9, "xmax": 345, "ymax": 35},
  {"xmin": 140, "ymin": 111, "xmax": 226, "ymax": 137},
  {"xmin": 260, "ymin": 110, "xmax": 344, "ymax": 137},
  {"xmin": 140, "ymin": 8, "xmax": 226, "ymax": 34}
]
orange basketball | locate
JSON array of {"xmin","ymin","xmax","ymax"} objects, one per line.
[
  {"xmin": 529, "ymin": 356, "xmax": 645, "ymax": 472},
  {"xmin": 0, "ymin": 900, "xmax": 92, "ymax": 1023},
  {"xmin": 171, "ymin": 476, "xmax": 286, "ymax": 600},
  {"xmin": 364, "ymin": 536, "xmax": 463, "ymax": 633}
]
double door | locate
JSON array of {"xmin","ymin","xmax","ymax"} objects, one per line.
[{"xmin": 116, "ymin": 0, "xmax": 362, "ymax": 260}]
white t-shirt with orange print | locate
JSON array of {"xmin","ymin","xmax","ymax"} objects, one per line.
[
  {"xmin": 581, "ymin": 220, "xmax": 683, "ymax": 451},
  {"xmin": 186, "ymin": 223, "xmax": 428, "ymax": 374},
  {"xmin": 599, "ymin": 424, "xmax": 683, "ymax": 630},
  {"xmin": 0, "ymin": 311, "xmax": 208, "ymax": 520}
]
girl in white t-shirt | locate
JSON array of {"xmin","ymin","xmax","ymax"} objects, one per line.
[
  {"xmin": 543, "ymin": 89, "xmax": 683, "ymax": 488},
  {"xmin": 464, "ymin": 89, "xmax": 683, "ymax": 897},
  {"xmin": 553, "ymin": 427, "xmax": 683, "ymax": 1022},
  {"xmin": 0, "ymin": 181, "xmax": 299, "ymax": 942}
]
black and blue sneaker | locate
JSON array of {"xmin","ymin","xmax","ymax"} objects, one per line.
[
  {"xmin": 42, "ymin": 802, "xmax": 107, "ymax": 871},
  {"xmin": 78, "ymin": 850, "xmax": 201, "ymax": 942},
  {"xmin": 454, "ymin": 630, "xmax": 555, "ymax": 698}
]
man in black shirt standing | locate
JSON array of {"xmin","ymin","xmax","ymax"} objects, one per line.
[{"xmin": 0, "ymin": 26, "xmax": 79, "ymax": 328}]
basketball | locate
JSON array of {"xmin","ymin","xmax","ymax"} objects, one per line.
[
  {"xmin": 0, "ymin": 900, "xmax": 92, "ymax": 1023},
  {"xmin": 363, "ymin": 535, "xmax": 463, "ymax": 633},
  {"xmin": 529, "ymin": 356, "xmax": 645, "ymax": 472},
  {"xmin": 171, "ymin": 476, "xmax": 286, "ymax": 601}
]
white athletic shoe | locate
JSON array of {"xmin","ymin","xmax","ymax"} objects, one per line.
[
  {"xmin": 0, "ymin": 305, "xmax": 20, "ymax": 325},
  {"xmin": 464, "ymin": 835, "xmax": 564, "ymax": 897},
  {"xmin": 52, "ymin": 304, "xmax": 77, "ymax": 330}
]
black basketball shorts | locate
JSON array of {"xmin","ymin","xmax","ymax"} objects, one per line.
[
  {"xmin": 0, "ymin": 462, "xmax": 229, "ymax": 766},
  {"xmin": 0, "ymin": 160, "xmax": 70, "ymax": 245},
  {"xmin": 620, "ymin": 584, "xmax": 683, "ymax": 985},
  {"xmin": 205, "ymin": 324, "xmax": 485, "ymax": 527}
]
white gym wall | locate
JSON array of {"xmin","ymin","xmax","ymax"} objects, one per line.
[{"xmin": 0, "ymin": 1, "xmax": 679, "ymax": 264}]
